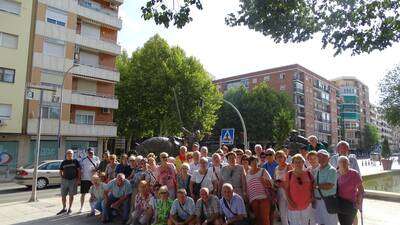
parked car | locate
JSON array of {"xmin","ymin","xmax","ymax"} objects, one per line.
[{"xmin": 14, "ymin": 160, "xmax": 62, "ymax": 189}]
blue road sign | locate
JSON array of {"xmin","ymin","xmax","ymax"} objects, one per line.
[{"xmin": 220, "ymin": 128, "xmax": 235, "ymax": 145}]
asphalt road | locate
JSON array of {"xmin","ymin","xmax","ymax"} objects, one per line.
[{"xmin": 0, "ymin": 182, "xmax": 61, "ymax": 204}]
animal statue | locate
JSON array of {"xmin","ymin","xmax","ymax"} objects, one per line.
[{"xmin": 135, "ymin": 136, "xmax": 184, "ymax": 156}]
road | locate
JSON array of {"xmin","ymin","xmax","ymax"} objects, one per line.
[{"xmin": 0, "ymin": 182, "xmax": 60, "ymax": 204}]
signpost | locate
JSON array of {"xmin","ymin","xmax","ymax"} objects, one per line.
[{"xmin": 220, "ymin": 128, "xmax": 235, "ymax": 145}]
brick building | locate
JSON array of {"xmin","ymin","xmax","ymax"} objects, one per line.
[{"xmin": 214, "ymin": 64, "xmax": 339, "ymax": 147}]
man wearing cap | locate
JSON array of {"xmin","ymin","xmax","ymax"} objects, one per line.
[
  {"xmin": 330, "ymin": 141, "xmax": 360, "ymax": 173},
  {"xmin": 79, "ymin": 148, "xmax": 100, "ymax": 213},
  {"xmin": 58, "ymin": 149, "xmax": 81, "ymax": 215},
  {"xmin": 314, "ymin": 149, "xmax": 338, "ymax": 225}
]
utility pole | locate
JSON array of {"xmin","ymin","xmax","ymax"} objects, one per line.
[
  {"xmin": 27, "ymin": 84, "xmax": 56, "ymax": 202},
  {"xmin": 223, "ymin": 99, "xmax": 248, "ymax": 149}
]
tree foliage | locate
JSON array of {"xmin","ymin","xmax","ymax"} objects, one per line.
[
  {"xmin": 140, "ymin": 0, "xmax": 400, "ymax": 55},
  {"xmin": 362, "ymin": 123, "xmax": 380, "ymax": 150},
  {"xmin": 379, "ymin": 64, "xmax": 400, "ymax": 127},
  {"xmin": 381, "ymin": 137, "xmax": 391, "ymax": 158},
  {"xmin": 115, "ymin": 35, "xmax": 222, "ymax": 142},
  {"xmin": 214, "ymin": 83, "xmax": 295, "ymax": 147}
]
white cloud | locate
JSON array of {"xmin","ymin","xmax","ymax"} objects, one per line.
[{"xmin": 118, "ymin": 1, "xmax": 400, "ymax": 104}]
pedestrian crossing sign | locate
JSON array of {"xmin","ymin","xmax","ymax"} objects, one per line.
[{"xmin": 220, "ymin": 128, "xmax": 234, "ymax": 145}]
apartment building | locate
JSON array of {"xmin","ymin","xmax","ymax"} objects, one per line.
[
  {"xmin": 214, "ymin": 64, "xmax": 339, "ymax": 147},
  {"xmin": 332, "ymin": 77, "xmax": 370, "ymax": 150},
  {"xmin": 370, "ymin": 104, "xmax": 397, "ymax": 151},
  {"xmin": 23, "ymin": 0, "xmax": 122, "ymax": 165},
  {"xmin": 0, "ymin": 0, "xmax": 122, "ymax": 174},
  {"xmin": 0, "ymin": 0, "xmax": 35, "ymax": 172}
]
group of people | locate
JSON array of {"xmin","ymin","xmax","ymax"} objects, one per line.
[{"xmin": 57, "ymin": 135, "xmax": 364, "ymax": 225}]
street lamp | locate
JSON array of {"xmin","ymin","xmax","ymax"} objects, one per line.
[
  {"xmin": 57, "ymin": 64, "xmax": 78, "ymax": 153},
  {"xmin": 222, "ymin": 99, "xmax": 248, "ymax": 149},
  {"xmin": 28, "ymin": 84, "xmax": 57, "ymax": 202}
]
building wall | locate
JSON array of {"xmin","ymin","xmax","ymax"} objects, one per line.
[
  {"xmin": 214, "ymin": 64, "xmax": 338, "ymax": 147},
  {"xmin": 0, "ymin": 0, "xmax": 34, "ymax": 134}
]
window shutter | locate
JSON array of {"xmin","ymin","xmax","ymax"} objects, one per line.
[{"xmin": 0, "ymin": 0, "xmax": 21, "ymax": 14}]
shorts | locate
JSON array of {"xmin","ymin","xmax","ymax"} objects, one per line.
[
  {"xmin": 80, "ymin": 180, "xmax": 92, "ymax": 194},
  {"xmin": 61, "ymin": 178, "xmax": 78, "ymax": 197}
]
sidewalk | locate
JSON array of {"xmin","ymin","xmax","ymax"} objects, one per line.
[{"xmin": 1, "ymin": 194, "xmax": 400, "ymax": 225}]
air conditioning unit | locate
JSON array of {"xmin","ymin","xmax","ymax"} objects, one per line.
[{"xmin": 101, "ymin": 108, "xmax": 111, "ymax": 114}]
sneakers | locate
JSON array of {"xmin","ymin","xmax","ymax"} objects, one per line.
[
  {"xmin": 67, "ymin": 209, "xmax": 72, "ymax": 215},
  {"xmin": 78, "ymin": 208, "xmax": 83, "ymax": 214},
  {"xmin": 56, "ymin": 209, "xmax": 67, "ymax": 215}
]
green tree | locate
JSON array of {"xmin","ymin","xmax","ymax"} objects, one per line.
[
  {"xmin": 115, "ymin": 35, "xmax": 222, "ymax": 145},
  {"xmin": 379, "ymin": 64, "xmax": 400, "ymax": 127},
  {"xmin": 362, "ymin": 124, "xmax": 380, "ymax": 151},
  {"xmin": 214, "ymin": 83, "xmax": 295, "ymax": 147},
  {"xmin": 381, "ymin": 138, "xmax": 391, "ymax": 159},
  {"xmin": 140, "ymin": 0, "xmax": 400, "ymax": 55}
]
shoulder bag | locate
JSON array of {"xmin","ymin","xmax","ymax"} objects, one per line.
[
  {"xmin": 193, "ymin": 169, "xmax": 208, "ymax": 197},
  {"xmin": 317, "ymin": 170, "xmax": 338, "ymax": 214}
]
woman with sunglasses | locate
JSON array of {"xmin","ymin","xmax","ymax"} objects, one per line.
[
  {"xmin": 151, "ymin": 185, "xmax": 174, "ymax": 225},
  {"xmin": 285, "ymin": 154, "xmax": 315, "ymax": 225},
  {"xmin": 157, "ymin": 152, "xmax": 177, "ymax": 199}
]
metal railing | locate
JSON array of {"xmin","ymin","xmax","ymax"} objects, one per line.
[
  {"xmin": 77, "ymin": 0, "xmax": 118, "ymax": 18},
  {"xmin": 71, "ymin": 90, "xmax": 116, "ymax": 99},
  {"xmin": 70, "ymin": 119, "xmax": 116, "ymax": 126},
  {"xmin": 74, "ymin": 59, "xmax": 117, "ymax": 72}
]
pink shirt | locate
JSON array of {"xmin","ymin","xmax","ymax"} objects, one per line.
[
  {"xmin": 157, "ymin": 163, "xmax": 176, "ymax": 189},
  {"xmin": 338, "ymin": 169, "xmax": 362, "ymax": 203},
  {"xmin": 285, "ymin": 171, "xmax": 313, "ymax": 211}
]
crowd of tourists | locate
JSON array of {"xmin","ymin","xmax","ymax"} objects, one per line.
[{"xmin": 57, "ymin": 135, "xmax": 364, "ymax": 225}]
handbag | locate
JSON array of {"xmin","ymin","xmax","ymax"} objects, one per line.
[
  {"xmin": 193, "ymin": 170, "xmax": 208, "ymax": 197},
  {"xmin": 336, "ymin": 177, "xmax": 357, "ymax": 215},
  {"xmin": 317, "ymin": 170, "xmax": 338, "ymax": 214}
]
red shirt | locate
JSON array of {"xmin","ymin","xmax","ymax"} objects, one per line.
[{"xmin": 285, "ymin": 171, "xmax": 313, "ymax": 211}]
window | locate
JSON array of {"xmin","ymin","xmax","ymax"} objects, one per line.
[
  {"xmin": 40, "ymin": 69, "xmax": 63, "ymax": 87},
  {"xmin": 0, "ymin": 67, "xmax": 15, "ymax": 83},
  {"xmin": 279, "ymin": 73, "xmax": 285, "ymax": 80},
  {"xmin": 76, "ymin": 111, "xmax": 95, "ymax": 125},
  {"xmin": 0, "ymin": 32, "xmax": 18, "ymax": 49},
  {"xmin": 81, "ymin": 22, "xmax": 100, "ymax": 39},
  {"xmin": 45, "ymin": 162, "xmax": 61, "ymax": 170},
  {"xmin": 46, "ymin": 7, "xmax": 67, "ymax": 27},
  {"xmin": 79, "ymin": 51, "xmax": 99, "ymax": 67},
  {"xmin": 264, "ymin": 76, "xmax": 270, "ymax": 81},
  {"xmin": 43, "ymin": 38, "xmax": 65, "ymax": 57},
  {"xmin": 0, "ymin": 104, "xmax": 11, "ymax": 119},
  {"xmin": 42, "ymin": 105, "xmax": 60, "ymax": 119},
  {"xmin": 0, "ymin": 0, "xmax": 21, "ymax": 15},
  {"xmin": 280, "ymin": 85, "xmax": 286, "ymax": 91},
  {"xmin": 252, "ymin": 78, "xmax": 257, "ymax": 84}
]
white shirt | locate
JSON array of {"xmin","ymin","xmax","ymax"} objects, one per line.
[
  {"xmin": 191, "ymin": 168, "xmax": 217, "ymax": 192},
  {"xmin": 80, "ymin": 156, "xmax": 100, "ymax": 181},
  {"xmin": 189, "ymin": 162, "xmax": 200, "ymax": 175}
]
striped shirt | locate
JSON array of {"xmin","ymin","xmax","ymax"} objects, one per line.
[{"xmin": 245, "ymin": 168, "xmax": 271, "ymax": 203}]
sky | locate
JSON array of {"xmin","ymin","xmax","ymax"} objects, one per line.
[{"xmin": 118, "ymin": 0, "xmax": 400, "ymax": 105}]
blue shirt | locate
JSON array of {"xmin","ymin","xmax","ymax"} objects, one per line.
[
  {"xmin": 314, "ymin": 164, "xmax": 337, "ymax": 198},
  {"xmin": 220, "ymin": 193, "xmax": 247, "ymax": 220},
  {"xmin": 262, "ymin": 161, "xmax": 278, "ymax": 179},
  {"xmin": 330, "ymin": 154, "xmax": 360, "ymax": 174},
  {"xmin": 170, "ymin": 197, "xmax": 196, "ymax": 220},
  {"xmin": 105, "ymin": 179, "xmax": 132, "ymax": 198}
]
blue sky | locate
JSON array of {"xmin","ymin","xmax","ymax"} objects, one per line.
[{"xmin": 118, "ymin": 0, "xmax": 400, "ymax": 104}]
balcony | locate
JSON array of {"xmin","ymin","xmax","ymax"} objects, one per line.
[
  {"xmin": 33, "ymin": 53, "xmax": 74, "ymax": 72},
  {"xmin": 27, "ymin": 119, "xmax": 117, "ymax": 137},
  {"xmin": 71, "ymin": 62, "xmax": 120, "ymax": 82},
  {"xmin": 75, "ymin": 34, "xmax": 121, "ymax": 55},
  {"xmin": 293, "ymin": 87, "xmax": 304, "ymax": 94},
  {"xmin": 77, "ymin": 0, "xmax": 122, "ymax": 29},
  {"xmin": 63, "ymin": 90, "xmax": 118, "ymax": 109}
]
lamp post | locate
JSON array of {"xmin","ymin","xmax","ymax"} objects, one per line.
[
  {"xmin": 223, "ymin": 99, "xmax": 248, "ymax": 149},
  {"xmin": 57, "ymin": 64, "xmax": 78, "ymax": 153},
  {"xmin": 28, "ymin": 85, "xmax": 57, "ymax": 202}
]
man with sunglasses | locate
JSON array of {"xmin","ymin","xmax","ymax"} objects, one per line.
[{"xmin": 262, "ymin": 148, "xmax": 278, "ymax": 179}]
